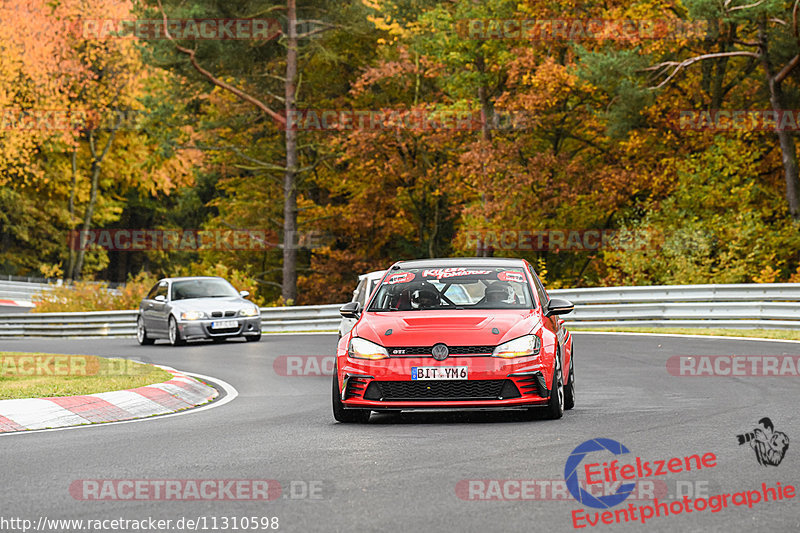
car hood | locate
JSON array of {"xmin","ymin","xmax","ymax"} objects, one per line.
[
  {"xmin": 353, "ymin": 309, "xmax": 541, "ymax": 347},
  {"xmin": 169, "ymin": 297, "xmax": 249, "ymax": 312}
]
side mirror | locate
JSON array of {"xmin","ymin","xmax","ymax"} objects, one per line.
[
  {"xmin": 340, "ymin": 301, "xmax": 361, "ymax": 319},
  {"xmin": 240, "ymin": 290, "xmax": 250, "ymax": 298},
  {"xmin": 154, "ymin": 295, "xmax": 166, "ymax": 303},
  {"xmin": 545, "ymin": 298, "xmax": 574, "ymax": 317}
]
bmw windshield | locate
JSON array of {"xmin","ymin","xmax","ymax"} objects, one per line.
[
  {"xmin": 171, "ymin": 279, "xmax": 240, "ymax": 300},
  {"xmin": 367, "ymin": 267, "xmax": 534, "ymax": 311}
]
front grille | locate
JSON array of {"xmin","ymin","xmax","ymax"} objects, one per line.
[
  {"xmin": 210, "ymin": 310, "xmax": 237, "ymax": 318},
  {"xmin": 386, "ymin": 345, "xmax": 495, "ymax": 356},
  {"xmin": 344, "ymin": 377, "xmax": 370, "ymax": 400},
  {"xmin": 363, "ymin": 380, "xmax": 517, "ymax": 401}
]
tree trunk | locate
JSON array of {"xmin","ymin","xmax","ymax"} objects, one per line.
[
  {"xmin": 768, "ymin": 82, "xmax": 800, "ymax": 219},
  {"xmin": 282, "ymin": 0, "xmax": 299, "ymax": 303},
  {"xmin": 73, "ymin": 146, "xmax": 101, "ymax": 279},
  {"xmin": 73, "ymin": 128, "xmax": 118, "ymax": 279},
  {"xmin": 66, "ymin": 149, "xmax": 78, "ymax": 280},
  {"xmin": 759, "ymin": 24, "xmax": 800, "ymax": 220}
]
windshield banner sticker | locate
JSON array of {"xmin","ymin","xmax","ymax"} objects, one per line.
[
  {"xmin": 384, "ymin": 272, "xmax": 416, "ymax": 284},
  {"xmin": 497, "ymin": 271, "xmax": 526, "ymax": 283},
  {"xmin": 422, "ymin": 268, "xmax": 492, "ymax": 279}
]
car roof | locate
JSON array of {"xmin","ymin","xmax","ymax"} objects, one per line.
[
  {"xmin": 158, "ymin": 276, "xmax": 228, "ymax": 282},
  {"xmin": 358, "ymin": 270, "xmax": 387, "ymax": 281},
  {"xmin": 390, "ymin": 257, "xmax": 527, "ymax": 269}
]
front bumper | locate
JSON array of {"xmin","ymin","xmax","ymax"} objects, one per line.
[
  {"xmin": 178, "ymin": 317, "xmax": 261, "ymax": 340},
  {"xmin": 338, "ymin": 356, "xmax": 552, "ymax": 410}
]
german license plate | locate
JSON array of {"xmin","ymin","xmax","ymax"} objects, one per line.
[
  {"xmin": 211, "ymin": 320, "xmax": 238, "ymax": 329},
  {"xmin": 411, "ymin": 366, "xmax": 468, "ymax": 380}
]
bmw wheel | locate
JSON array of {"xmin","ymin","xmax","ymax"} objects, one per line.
[
  {"xmin": 168, "ymin": 316, "xmax": 186, "ymax": 346},
  {"xmin": 136, "ymin": 316, "xmax": 155, "ymax": 345}
]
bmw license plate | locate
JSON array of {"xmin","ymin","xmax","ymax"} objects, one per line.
[
  {"xmin": 411, "ymin": 367, "xmax": 468, "ymax": 380},
  {"xmin": 211, "ymin": 320, "xmax": 238, "ymax": 329}
]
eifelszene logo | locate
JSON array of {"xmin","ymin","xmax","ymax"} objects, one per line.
[
  {"xmin": 564, "ymin": 438, "xmax": 718, "ymax": 509},
  {"xmin": 565, "ymin": 438, "xmax": 637, "ymax": 508},
  {"xmin": 736, "ymin": 417, "xmax": 790, "ymax": 466}
]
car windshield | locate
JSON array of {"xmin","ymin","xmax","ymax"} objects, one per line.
[
  {"xmin": 367, "ymin": 267, "xmax": 534, "ymax": 311},
  {"xmin": 171, "ymin": 279, "xmax": 239, "ymax": 300}
]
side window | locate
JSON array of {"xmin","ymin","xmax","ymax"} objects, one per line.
[
  {"xmin": 528, "ymin": 265, "xmax": 549, "ymax": 308},
  {"xmin": 364, "ymin": 279, "xmax": 379, "ymax": 306},
  {"xmin": 154, "ymin": 282, "xmax": 169, "ymax": 300},
  {"xmin": 146, "ymin": 283, "xmax": 160, "ymax": 300},
  {"xmin": 352, "ymin": 279, "xmax": 366, "ymax": 305}
]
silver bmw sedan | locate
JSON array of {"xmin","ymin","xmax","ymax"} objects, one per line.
[{"xmin": 136, "ymin": 276, "xmax": 261, "ymax": 346}]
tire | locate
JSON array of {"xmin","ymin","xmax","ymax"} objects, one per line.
[
  {"xmin": 564, "ymin": 352, "xmax": 575, "ymax": 411},
  {"xmin": 543, "ymin": 351, "xmax": 564, "ymax": 420},
  {"xmin": 136, "ymin": 316, "xmax": 155, "ymax": 345},
  {"xmin": 168, "ymin": 316, "xmax": 186, "ymax": 346},
  {"xmin": 332, "ymin": 367, "xmax": 370, "ymax": 423},
  {"xmin": 245, "ymin": 333, "xmax": 261, "ymax": 342}
]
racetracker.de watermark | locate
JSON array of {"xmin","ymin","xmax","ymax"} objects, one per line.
[
  {"xmin": 67, "ymin": 229, "xmax": 328, "ymax": 252},
  {"xmin": 68, "ymin": 479, "xmax": 330, "ymax": 501},
  {"xmin": 0, "ymin": 108, "xmax": 143, "ymax": 131},
  {"xmin": 283, "ymin": 109, "xmax": 531, "ymax": 131},
  {"xmin": 0, "ymin": 355, "xmax": 150, "ymax": 377},
  {"xmin": 675, "ymin": 110, "xmax": 800, "ymax": 131},
  {"xmin": 456, "ymin": 19, "xmax": 708, "ymax": 41},
  {"xmin": 70, "ymin": 18, "xmax": 281, "ymax": 40},
  {"xmin": 454, "ymin": 479, "xmax": 717, "ymax": 501},
  {"xmin": 667, "ymin": 355, "xmax": 800, "ymax": 376},
  {"xmin": 460, "ymin": 229, "xmax": 662, "ymax": 252}
]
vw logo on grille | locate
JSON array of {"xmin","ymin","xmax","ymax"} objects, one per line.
[{"xmin": 431, "ymin": 343, "xmax": 449, "ymax": 361}]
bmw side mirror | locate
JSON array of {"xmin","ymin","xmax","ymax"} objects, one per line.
[
  {"xmin": 340, "ymin": 301, "xmax": 361, "ymax": 319},
  {"xmin": 545, "ymin": 298, "xmax": 574, "ymax": 317},
  {"xmin": 154, "ymin": 295, "xmax": 166, "ymax": 303},
  {"xmin": 240, "ymin": 290, "xmax": 250, "ymax": 298}
]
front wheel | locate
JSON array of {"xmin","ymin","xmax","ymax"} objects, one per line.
[
  {"xmin": 168, "ymin": 316, "xmax": 186, "ymax": 346},
  {"xmin": 332, "ymin": 368, "xmax": 370, "ymax": 423},
  {"xmin": 564, "ymin": 353, "xmax": 575, "ymax": 410},
  {"xmin": 245, "ymin": 333, "xmax": 262, "ymax": 342},
  {"xmin": 136, "ymin": 316, "xmax": 155, "ymax": 345},
  {"xmin": 543, "ymin": 352, "xmax": 564, "ymax": 419}
]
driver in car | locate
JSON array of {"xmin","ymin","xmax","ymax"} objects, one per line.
[
  {"xmin": 484, "ymin": 282, "xmax": 516, "ymax": 305},
  {"xmin": 410, "ymin": 285, "xmax": 440, "ymax": 310}
]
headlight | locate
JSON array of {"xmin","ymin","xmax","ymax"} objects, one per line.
[
  {"xmin": 492, "ymin": 335, "xmax": 541, "ymax": 358},
  {"xmin": 180, "ymin": 310, "xmax": 205, "ymax": 321},
  {"xmin": 239, "ymin": 306, "xmax": 260, "ymax": 317},
  {"xmin": 348, "ymin": 337, "xmax": 389, "ymax": 360}
]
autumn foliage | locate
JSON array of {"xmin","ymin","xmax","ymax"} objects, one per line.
[{"xmin": 3, "ymin": 0, "xmax": 800, "ymax": 308}]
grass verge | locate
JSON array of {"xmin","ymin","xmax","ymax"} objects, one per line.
[
  {"xmin": 570, "ymin": 327, "xmax": 800, "ymax": 341},
  {"xmin": 0, "ymin": 353, "xmax": 173, "ymax": 400}
]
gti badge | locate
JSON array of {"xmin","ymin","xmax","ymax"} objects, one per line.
[{"xmin": 431, "ymin": 343, "xmax": 449, "ymax": 361}]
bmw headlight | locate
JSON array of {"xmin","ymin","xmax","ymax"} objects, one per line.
[
  {"xmin": 180, "ymin": 310, "xmax": 205, "ymax": 321},
  {"xmin": 239, "ymin": 306, "xmax": 260, "ymax": 317},
  {"xmin": 492, "ymin": 335, "xmax": 541, "ymax": 358},
  {"xmin": 348, "ymin": 337, "xmax": 389, "ymax": 360}
]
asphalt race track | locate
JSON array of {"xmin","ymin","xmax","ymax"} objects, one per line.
[{"xmin": 1, "ymin": 333, "xmax": 798, "ymax": 532}]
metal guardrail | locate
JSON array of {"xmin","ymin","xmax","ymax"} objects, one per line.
[
  {"xmin": 0, "ymin": 305, "xmax": 343, "ymax": 337},
  {"xmin": 0, "ymin": 283, "xmax": 798, "ymax": 337},
  {"xmin": 0, "ymin": 280, "xmax": 54, "ymax": 302}
]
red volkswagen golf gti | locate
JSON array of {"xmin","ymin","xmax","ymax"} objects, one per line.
[{"xmin": 332, "ymin": 258, "xmax": 575, "ymax": 423}]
